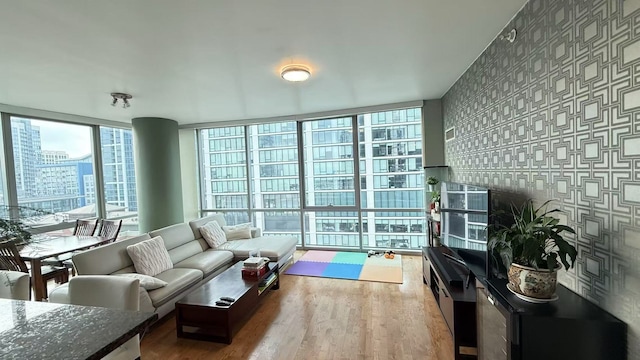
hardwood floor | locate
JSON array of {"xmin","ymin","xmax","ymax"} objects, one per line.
[{"xmin": 140, "ymin": 252, "xmax": 454, "ymax": 360}]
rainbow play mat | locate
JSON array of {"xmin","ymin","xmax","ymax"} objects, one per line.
[{"xmin": 284, "ymin": 250, "xmax": 403, "ymax": 284}]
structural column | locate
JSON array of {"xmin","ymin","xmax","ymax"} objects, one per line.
[
  {"xmin": 132, "ymin": 117, "xmax": 184, "ymax": 233},
  {"xmin": 422, "ymin": 99, "xmax": 445, "ymax": 166}
]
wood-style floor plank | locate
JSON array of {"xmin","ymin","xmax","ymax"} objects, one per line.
[{"xmin": 140, "ymin": 252, "xmax": 454, "ymax": 360}]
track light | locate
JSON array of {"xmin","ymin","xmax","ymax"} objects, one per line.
[{"xmin": 110, "ymin": 92, "xmax": 133, "ymax": 108}]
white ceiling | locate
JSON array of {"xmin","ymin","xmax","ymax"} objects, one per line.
[{"xmin": 0, "ymin": 0, "xmax": 526, "ymax": 125}]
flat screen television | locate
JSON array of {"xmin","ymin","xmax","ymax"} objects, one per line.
[{"xmin": 438, "ymin": 182, "xmax": 492, "ymax": 279}]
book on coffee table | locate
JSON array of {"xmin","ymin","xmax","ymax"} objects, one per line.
[{"xmin": 243, "ymin": 257, "xmax": 269, "ymax": 268}]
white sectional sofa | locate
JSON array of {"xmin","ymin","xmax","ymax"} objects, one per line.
[{"xmin": 50, "ymin": 214, "xmax": 297, "ymax": 319}]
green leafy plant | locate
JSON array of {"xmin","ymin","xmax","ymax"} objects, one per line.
[
  {"xmin": 431, "ymin": 190, "xmax": 440, "ymax": 203},
  {"xmin": 488, "ymin": 199, "xmax": 577, "ymax": 272},
  {"xmin": 427, "ymin": 176, "xmax": 439, "ymax": 186},
  {"xmin": 0, "ymin": 206, "xmax": 49, "ymax": 246}
]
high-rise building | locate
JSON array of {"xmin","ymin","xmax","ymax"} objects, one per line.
[
  {"xmin": 8, "ymin": 119, "xmax": 138, "ymax": 220},
  {"xmin": 31, "ymin": 155, "xmax": 94, "ymax": 212},
  {"xmin": 100, "ymin": 127, "xmax": 137, "ymax": 211},
  {"xmin": 200, "ymin": 108, "xmax": 425, "ymax": 249},
  {"xmin": 41, "ymin": 150, "xmax": 69, "ymax": 164},
  {"xmin": 11, "ymin": 118, "xmax": 41, "ymax": 198}
]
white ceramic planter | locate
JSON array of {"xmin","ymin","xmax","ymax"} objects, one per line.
[{"xmin": 507, "ymin": 263, "xmax": 559, "ymax": 299}]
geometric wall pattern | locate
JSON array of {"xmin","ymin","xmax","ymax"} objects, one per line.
[{"xmin": 443, "ymin": 0, "xmax": 640, "ymax": 357}]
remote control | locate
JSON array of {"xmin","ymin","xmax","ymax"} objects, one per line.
[
  {"xmin": 215, "ymin": 300, "xmax": 231, "ymax": 306},
  {"xmin": 220, "ymin": 296, "xmax": 235, "ymax": 302}
]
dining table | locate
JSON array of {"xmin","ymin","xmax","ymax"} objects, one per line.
[
  {"xmin": 0, "ymin": 298, "xmax": 157, "ymax": 360},
  {"xmin": 19, "ymin": 235, "xmax": 111, "ymax": 301}
]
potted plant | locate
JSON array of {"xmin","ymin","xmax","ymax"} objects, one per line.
[
  {"xmin": 488, "ymin": 199, "xmax": 577, "ymax": 300},
  {"xmin": 426, "ymin": 176, "xmax": 439, "ymax": 192},
  {"xmin": 431, "ymin": 190, "xmax": 441, "ymax": 211},
  {"xmin": 0, "ymin": 206, "xmax": 48, "ymax": 247}
]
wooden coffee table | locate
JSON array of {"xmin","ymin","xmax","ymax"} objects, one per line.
[{"xmin": 175, "ymin": 261, "xmax": 279, "ymax": 343}]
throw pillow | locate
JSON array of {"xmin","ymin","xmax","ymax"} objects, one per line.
[
  {"xmin": 126, "ymin": 236, "xmax": 173, "ymax": 276},
  {"xmin": 222, "ymin": 222, "xmax": 252, "ymax": 241},
  {"xmin": 114, "ymin": 273, "xmax": 168, "ymax": 290},
  {"xmin": 199, "ymin": 221, "xmax": 227, "ymax": 248}
]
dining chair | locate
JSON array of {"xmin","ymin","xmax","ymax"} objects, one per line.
[
  {"xmin": 0, "ymin": 270, "xmax": 30, "ymax": 300},
  {"xmin": 43, "ymin": 218, "xmax": 100, "ymax": 276},
  {"xmin": 50, "ymin": 275, "xmax": 142, "ymax": 360},
  {"xmin": 73, "ymin": 219, "xmax": 99, "ymax": 236},
  {"xmin": 59, "ymin": 219, "xmax": 124, "ymax": 276},
  {"xmin": 0, "ymin": 240, "xmax": 69, "ymax": 300},
  {"xmin": 98, "ymin": 219, "xmax": 123, "ymax": 242}
]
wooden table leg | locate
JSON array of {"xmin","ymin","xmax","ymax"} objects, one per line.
[{"xmin": 30, "ymin": 259, "xmax": 45, "ymax": 301}]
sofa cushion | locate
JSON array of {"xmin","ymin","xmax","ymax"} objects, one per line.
[
  {"xmin": 126, "ymin": 236, "xmax": 173, "ymax": 276},
  {"xmin": 73, "ymin": 234, "xmax": 151, "ymax": 275},
  {"xmin": 173, "ymin": 249, "xmax": 234, "ymax": 277},
  {"xmin": 114, "ymin": 273, "xmax": 168, "ymax": 290},
  {"xmin": 149, "ymin": 223, "xmax": 197, "ymax": 251},
  {"xmin": 200, "ymin": 221, "xmax": 227, "ymax": 248},
  {"xmin": 222, "ymin": 222, "xmax": 252, "ymax": 240},
  {"xmin": 189, "ymin": 214, "xmax": 226, "ymax": 239},
  {"xmin": 148, "ymin": 268, "xmax": 203, "ymax": 307},
  {"xmin": 167, "ymin": 239, "xmax": 208, "ymax": 265},
  {"xmin": 217, "ymin": 235, "xmax": 298, "ymax": 261}
]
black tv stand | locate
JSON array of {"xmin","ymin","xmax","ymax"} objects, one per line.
[
  {"xmin": 423, "ymin": 248, "xmax": 628, "ymax": 360},
  {"xmin": 424, "ymin": 246, "xmax": 477, "ymax": 359}
]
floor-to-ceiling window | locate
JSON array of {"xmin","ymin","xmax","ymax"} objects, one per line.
[
  {"xmin": 200, "ymin": 126, "xmax": 250, "ymax": 225},
  {"xmin": 0, "ymin": 115, "xmax": 139, "ymax": 236},
  {"xmin": 359, "ymin": 110, "xmax": 425, "ymax": 249},
  {"xmin": 100, "ymin": 126, "xmax": 139, "ymax": 236},
  {"xmin": 248, "ymin": 122, "xmax": 302, "ymax": 243},
  {"xmin": 198, "ymin": 107, "xmax": 425, "ymax": 250},
  {"xmin": 302, "ymin": 117, "xmax": 359, "ymax": 248},
  {"xmin": 11, "ymin": 117, "xmax": 96, "ymax": 226}
]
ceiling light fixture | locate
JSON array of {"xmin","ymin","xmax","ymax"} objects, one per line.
[
  {"xmin": 110, "ymin": 92, "xmax": 132, "ymax": 108},
  {"xmin": 281, "ymin": 65, "xmax": 311, "ymax": 82}
]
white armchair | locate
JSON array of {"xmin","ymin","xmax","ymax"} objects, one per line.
[
  {"xmin": 50, "ymin": 275, "xmax": 142, "ymax": 360},
  {"xmin": 0, "ymin": 270, "xmax": 30, "ymax": 300}
]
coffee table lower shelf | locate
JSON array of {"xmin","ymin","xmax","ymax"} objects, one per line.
[{"xmin": 175, "ymin": 262, "xmax": 279, "ymax": 343}]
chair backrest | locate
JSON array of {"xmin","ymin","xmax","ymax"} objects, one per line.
[
  {"xmin": 73, "ymin": 219, "xmax": 98, "ymax": 236},
  {"xmin": 66, "ymin": 275, "xmax": 142, "ymax": 359},
  {"xmin": 68, "ymin": 275, "xmax": 140, "ymax": 311},
  {"xmin": 0, "ymin": 241, "xmax": 28, "ymax": 273},
  {"xmin": 98, "ymin": 219, "xmax": 123, "ymax": 242}
]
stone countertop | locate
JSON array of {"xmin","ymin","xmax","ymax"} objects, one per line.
[{"xmin": 0, "ymin": 298, "xmax": 157, "ymax": 360}]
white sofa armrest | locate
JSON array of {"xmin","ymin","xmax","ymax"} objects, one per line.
[
  {"xmin": 0, "ymin": 271, "xmax": 30, "ymax": 300},
  {"xmin": 251, "ymin": 227, "xmax": 262, "ymax": 238},
  {"xmin": 50, "ymin": 277, "xmax": 155, "ymax": 313}
]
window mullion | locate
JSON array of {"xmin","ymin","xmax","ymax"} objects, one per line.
[
  {"xmin": 0, "ymin": 112, "xmax": 19, "ymax": 219},
  {"xmin": 296, "ymin": 120, "xmax": 306, "ymax": 247},
  {"xmin": 92, "ymin": 125, "xmax": 107, "ymax": 219},
  {"xmin": 351, "ymin": 114, "xmax": 363, "ymax": 251},
  {"xmin": 244, "ymin": 126, "xmax": 252, "ymax": 222}
]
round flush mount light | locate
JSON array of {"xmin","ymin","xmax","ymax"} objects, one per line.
[{"xmin": 281, "ymin": 65, "xmax": 311, "ymax": 82}]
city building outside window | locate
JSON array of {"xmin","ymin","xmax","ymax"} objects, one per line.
[
  {"xmin": 100, "ymin": 126, "xmax": 139, "ymax": 237},
  {"xmin": 1, "ymin": 117, "xmax": 139, "ymax": 238},
  {"xmin": 11, "ymin": 117, "xmax": 96, "ymax": 229},
  {"xmin": 198, "ymin": 107, "xmax": 425, "ymax": 250}
]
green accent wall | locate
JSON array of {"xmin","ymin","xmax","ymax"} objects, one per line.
[{"xmin": 132, "ymin": 117, "xmax": 184, "ymax": 232}]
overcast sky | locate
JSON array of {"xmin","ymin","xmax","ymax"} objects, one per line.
[{"xmin": 32, "ymin": 120, "xmax": 92, "ymax": 158}]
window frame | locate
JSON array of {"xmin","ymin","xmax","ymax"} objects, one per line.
[
  {"xmin": 196, "ymin": 105, "xmax": 425, "ymax": 251},
  {"xmin": 0, "ymin": 112, "xmax": 136, "ymax": 234}
]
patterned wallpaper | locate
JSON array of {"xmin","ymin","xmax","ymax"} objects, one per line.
[{"xmin": 442, "ymin": 0, "xmax": 640, "ymax": 357}]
